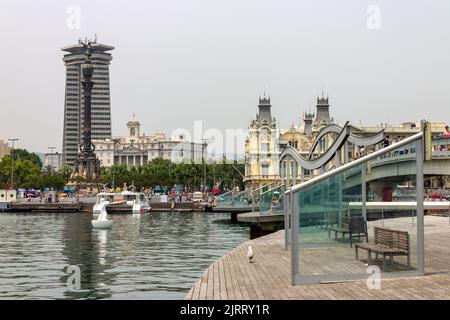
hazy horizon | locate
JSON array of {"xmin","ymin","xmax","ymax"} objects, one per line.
[{"xmin": 1, "ymin": 0, "xmax": 449, "ymax": 153}]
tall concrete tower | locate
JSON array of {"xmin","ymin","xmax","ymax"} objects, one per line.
[{"xmin": 61, "ymin": 39, "xmax": 114, "ymax": 165}]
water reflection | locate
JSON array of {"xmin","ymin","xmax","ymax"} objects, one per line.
[{"xmin": 0, "ymin": 212, "xmax": 248, "ymax": 299}]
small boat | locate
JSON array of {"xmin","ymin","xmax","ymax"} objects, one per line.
[
  {"xmin": 93, "ymin": 191, "xmax": 151, "ymax": 214},
  {"xmin": 92, "ymin": 220, "xmax": 114, "ymax": 229},
  {"xmin": 92, "ymin": 198, "xmax": 113, "ymax": 229}
]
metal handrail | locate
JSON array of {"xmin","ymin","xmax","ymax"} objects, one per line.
[
  {"xmin": 250, "ymin": 182, "xmax": 275, "ymax": 196},
  {"xmin": 217, "ymin": 190, "xmax": 233, "ymax": 198},
  {"xmin": 308, "ymin": 123, "xmax": 385, "ymax": 159},
  {"xmin": 287, "ymin": 132, "xmax": 423, "ymax": 195},
  {"xmin": 260, "ymin": 184, "xmax": 284, "ymax": 197},
  {"xmin": 279, "ymin": 123, "xmax": 350, "ymax": 170}
]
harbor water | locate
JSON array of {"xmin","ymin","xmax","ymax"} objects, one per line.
[{"xmin": 0, "ymin": 211, "xmax": 249, "ymax": 299}]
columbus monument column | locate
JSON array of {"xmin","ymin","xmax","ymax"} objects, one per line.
[{"xmin": 72, "ymin": 40, "xmax": 101, "ymax": 180}]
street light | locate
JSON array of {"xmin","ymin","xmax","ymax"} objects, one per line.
[
  {"xmin": 8, "ymin": 138, "xmax": 19, "ymax": 190},
  {"xmin": 6, "ymin": 138, "xmax": 19, "ymax": 203},
  {"xmin": 201, "ymin": 137, "xmax": 213, "ymax": 193}
]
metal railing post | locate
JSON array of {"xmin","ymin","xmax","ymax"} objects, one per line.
[
  {"xmin": 284, "ymin": 191, "xmax": 290, "ymax": 250},
  {"xmin": 292, "ymin": 161, "xmax": 297, "ymax": 186},
  {"xmin": 361, "ymin": 163, "xmax": 367, "ymax": 221},
  {"xmin": 416, "ymin": 138, "xmax": 425, "ymax": 276},
  {"xmin": 291, "ymin": 191, "xmax": 299, "ymax": 285}
]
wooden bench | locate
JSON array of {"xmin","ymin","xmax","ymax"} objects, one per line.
[
  {"xmin": 355, "ymin": 226, "xmax": 410, "ymax": 270},
  {"xmin": 328, "ymin": 216, "xmax": 368, "ymax": 247}
]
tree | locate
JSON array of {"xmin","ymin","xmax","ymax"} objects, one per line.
[
  {"xmin": 58, "ymin": 165, "xmax": 73, "ymax": 183},
  {"xmin": 11, "ymin": 149, "xmax": 42, "ymax": 169},
  {"xmin": 43, "ymin": 175, "xmax": 65, "ymax": 190}
]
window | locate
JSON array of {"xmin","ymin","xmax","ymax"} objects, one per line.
[
  {"xmin": 261, "ymin": 164, "xmax": 269, "ymax": 177},
  {"xmin": 319, "ymin": 138, "xmax": 327, "ymax": 152},
  {"xmin": 289, "ymin": 140, "xmax": 298, "ymax": 149},
  {"xmin": 261, "ymin": 143, "xmax": 269, "ymax": 152}
]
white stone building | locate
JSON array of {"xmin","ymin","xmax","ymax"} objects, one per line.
[
  {"xmin": 93, "ymin": 120, "xmax": 207, "ymax": 168},
  {"xmin": 44, "ymin": 152, "xmax": 63, "ymax": 171}
]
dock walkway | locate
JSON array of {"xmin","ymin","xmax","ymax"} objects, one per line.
[{"xmin": 186, "ymin": 216, "xmax": 450, "ymax": 300}]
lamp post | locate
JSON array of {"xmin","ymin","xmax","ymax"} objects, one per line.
[
  {"xmin": 201, "ymin": 138, "xmax": 212, "ymax": 193},
  {"xmin": 6, "ymin": 138, "xmax": 19, "ymax": 203},
  {"xmin": 8, "ymin": 138, "xmax": 19, "ymax": 190}
]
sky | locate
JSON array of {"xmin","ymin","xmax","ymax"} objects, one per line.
[{"xmin": 0, "ymin": 0, "xmax": 449, "ymax": 153}]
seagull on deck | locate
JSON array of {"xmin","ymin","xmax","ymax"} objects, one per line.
[{"xmin": 247, "ymin": 245, "xmax": 254, "ymax": 263}]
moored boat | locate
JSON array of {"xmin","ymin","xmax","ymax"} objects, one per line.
[{"xmin": 93, "ymin": 191, "xmax": 151, "ymax": 214}]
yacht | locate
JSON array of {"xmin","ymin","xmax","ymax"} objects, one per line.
[{"xmin": 93, "ymin": 191, "xmax": 151, "ymax": 214}]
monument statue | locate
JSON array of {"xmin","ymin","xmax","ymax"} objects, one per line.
[{"xmin": 71, "ymin": 39, "xmax": 101, "ymax": 181}]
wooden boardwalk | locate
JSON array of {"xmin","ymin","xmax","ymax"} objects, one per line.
[{"xmin": 186, "ymin": 216, "xmax": 450, "ymax": 300}]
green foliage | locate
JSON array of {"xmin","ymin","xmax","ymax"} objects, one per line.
[
  {"xmin": 99, "ymin": 157, "xmax": 244, "ymax": 191},
  {"xmin": 58, "ymin": 165, "xmax": 73, "ymax": 183},
  {"xmin": 11, "ymin": 149, "xmax": 42, "ymax": 169},
  {"xmin": 0, "ymin": 150, "xmax": 66, "ymax": 190},
  {"xmin": 0, "ymin": 150, "xmax": 245, "ymax": 192}
]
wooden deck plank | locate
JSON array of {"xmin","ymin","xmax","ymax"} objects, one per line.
[
  {"xmin": 213, "ymin": 260, "xmax": 220, "ymax": 300},
  {"xmin": 218, "ymin": 258, "xmax": 228, "ymax": 300},
  {"xmin": 186, "ymin": 216, "xmax": 450, "ymax": 300},
  {"xmin": 206, "ymin": 265, "xmax": 214, "ymax": 300},
  {"xmin": 224, "ymin": 250, "xmax": 244, "ymax": 299}
]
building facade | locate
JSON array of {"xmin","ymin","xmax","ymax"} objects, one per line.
[
  {"xmin": 61, "ymin": 40, "xmax": 114, "ymax": 166},
  {"xmin": 0, "ymin": 139, "xmax": 11, "ymax": 159},
  {"xmin": 244, "ymin": 95, "xmax": 335, "ymax": 190},
  {"xmin": 93, "ymin": 120, "xmax": 207, "ymax": 168},
  {"xmin": 245, "ymin": 92, "xmax": 450, "ymax": 192},
  {"xmin": 44, "ymin": 152, "xmax": 63, "ymax": 172},
  {"xmin": 244, "ymin": 97, "xmax": 281, "ymax": 190}
]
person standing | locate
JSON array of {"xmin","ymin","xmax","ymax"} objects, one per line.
[{"xmin": 443, "ymin": 126, "xmax": 450, "ymax": 137}]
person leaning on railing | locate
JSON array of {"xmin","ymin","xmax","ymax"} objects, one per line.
[
  {"xmin": 443, "ymin": 126, "xmax": 450, "ymax": 138},
  {"xmin": 438, "ymin": 126, "xmax": 450, "ymax": 151}
]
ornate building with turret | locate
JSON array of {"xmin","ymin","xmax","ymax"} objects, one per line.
[
  {"xmin": 244, "ymin": 96, "xmax": 280, "ymax": 191},
  {"xmin": 244, "ymin": 94, "xmax": 334, "ymax": 190}
]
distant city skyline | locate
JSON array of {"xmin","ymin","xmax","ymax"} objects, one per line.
[{"xmin": 0, "ymin": 0, "xmax": 449, "ymax": 153}]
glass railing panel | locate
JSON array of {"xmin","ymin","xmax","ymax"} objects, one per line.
[
  {"xmin": 216, "ymin": 190, "xmax": 250, "ymax": 208},
  {"xmin": 251, "ymin": 183, "xmax": 275, "ymax": 207},
  {"xmin": 231, "ymin": 191, "xmax": 250, "ymax": 208},
  {"xmin": 260, "ymin": 185, "xmax": 285, "ymax": 214},
  {"xmin": 294, "ymin": 141, "xmax": 420, "ymax": 283},
  {"xmin": 432, "ymin": 137, "xmax": 450, "ymax": 157},
  {"xmin": 297, "ymin": 164, "xmax": 363, "ymax": 247},
  {"xmin": 215, "ymin": 191, "xmax": 234, "ymax": 208}
]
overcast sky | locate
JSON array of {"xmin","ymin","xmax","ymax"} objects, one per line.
[{"xmin": 0, "ymin": 0, "xmax": 449, "ymax": 153}]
